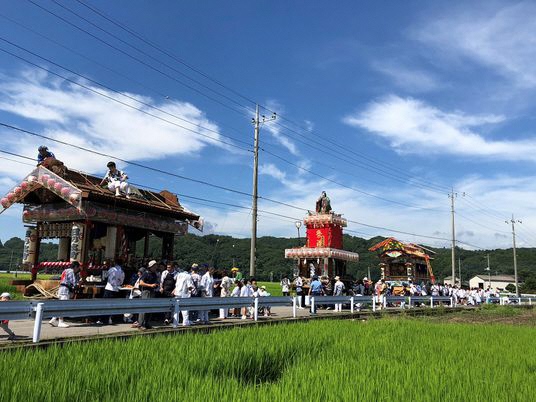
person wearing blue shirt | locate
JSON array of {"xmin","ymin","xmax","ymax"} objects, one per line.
[
  {"xmin": 308, "ymin": 276, "xmax": 323, "ymax": 314},
  {"xmin": 37, "ymin": 145, "xmax": 55, "ymax": 165}
]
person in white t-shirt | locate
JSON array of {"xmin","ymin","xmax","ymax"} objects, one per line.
[
  {"xmin": 198, "ymin": 268, "xmax": 215, "ymax": 324},
  {"xmin": 172, "ymin": 269, "xmax": 194, "ymax": 327}
]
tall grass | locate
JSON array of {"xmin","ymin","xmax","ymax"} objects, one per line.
[{"xmin": 0, "ymin": 319, "xmax": 534, "ymax": 401}]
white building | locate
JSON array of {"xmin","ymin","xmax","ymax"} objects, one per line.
[{"xmin": 469, "ymin": 275, "xmax": 519, "ymax": 290}]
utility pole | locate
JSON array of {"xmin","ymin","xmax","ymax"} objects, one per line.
[
  {"xmin": 458, "ymin": 257, "xmax": 461, "ymax": 286},
  {"xmin": 249, "ymin": 105, "xmax": 276, "ymax": 277},
  {"xmin": 9, "ymin": 249, "xmax": 15, "ymax": 278},
  {"xmin": 449, "ymin": 191, "xmax": 457, "ymax": 286},
  {"xmin": 506, "ymin": 215, "xmax": 521, "ymax": 297}
]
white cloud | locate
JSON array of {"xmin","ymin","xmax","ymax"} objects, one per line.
[
  {"xmin": 0, "ymin": 69, "xmax": 231, "ymax": 177},
  {"xmin": 342, "ymin": 95, "xmax": 536, "ymax": 161},
  {"xmin": 371, "ymin": 61, "xmax": 442, "ymax": 93},
  {"xmin": 261, "ymin": 99, "xmax": 299, "ymax": 156},
  {"xmin": 415, "ymin": 2, "xmax": 536, "ymax": 88}
]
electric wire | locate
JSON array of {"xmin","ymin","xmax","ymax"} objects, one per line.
[
  {"xmin": 0, "ymin": 39, "xmax": 252, "ymax": 151},
  {"xmin": 0, "ymin": 144, "xmax": 475, "ymax": 245}
]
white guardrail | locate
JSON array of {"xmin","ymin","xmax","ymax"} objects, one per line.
[{"xmin": 0, "ymin": 295, "xmax": 534, "ymax": 343}]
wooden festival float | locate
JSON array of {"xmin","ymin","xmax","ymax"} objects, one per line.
[
  {"xmin": 0, "ymin": 158, "xmax": 201, "ymax": 297},
  {"xmin": 368, "ymin": 237, "xmax": 435, "ymax": 288},
  {"xmin": 284, "ymin": 193, "xmax": 359, "ymax": 282}
]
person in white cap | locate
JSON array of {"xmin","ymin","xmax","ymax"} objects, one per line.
[
  {"xmin": 219, "ymin": 271, "xmax": 232, "ymax": 319},
  {"xmin": 49, "ymin": 261, "xmax": 81, "ymax": 328},
  {"xmin": 333, "ymin": 276, "xmax": 345, "ymax": 312},
  {"xmin": 1, "ymin": 292, "xmax": 16, "ymax": 340}
]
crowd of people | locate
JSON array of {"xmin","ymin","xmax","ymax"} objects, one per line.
[
  {"xmin": 47, "ymin": 259, "xmax": 280, "ymax": 330},
  {"xmin": 281, "ymin": 275, "xmax": 504, "ymax": 310},
  {"xmin": 1, "ymin": 258, "xmax": 509, "ymax": 339}
]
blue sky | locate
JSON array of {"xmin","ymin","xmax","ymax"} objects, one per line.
[{"xmin": 1, "ymin": 0, "xmax": 536, "ymax": 250}]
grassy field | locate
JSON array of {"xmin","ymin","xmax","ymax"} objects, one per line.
[{"xmin": 1, "ymin": 309, "xmax": 535, "ymax": 401}]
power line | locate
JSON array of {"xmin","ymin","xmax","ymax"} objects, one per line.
[
  {"xmin": 0, "ymin": 37, "xmax": 449, "ymax": 213},
  {"xmin": 73, "ymin": 0, "xmax": 451, "ymax": 201},
  {"xmin": 0, "ymin": 12, "xmax": 252, "ymax": 141},
  {"xmin": 0, "ymin": 144, "xmax": 473, "ymax": 245},
  {"xmin": 26, "ymin": 0, "xmax": 250, "ymax": 116},
  {"xmin": 74, "ymin": 0, "xmax": 257, "ymax": 107},
  {"xmin": 0, "ymin": 37, "xmax": 252, "ymax": 151},
  {"xmin": 50, "ymin": 0, "xmax": 253, "ymax": 112},
  {"xmin": 262, "ymin": 148, "xmax": 446, "ymax": 211},
  {"xmin": 30, "ymin": 0, "xmax": 455, "ymax": 196},
  {"xmin": 22, "ymin": 0, "xmax": 460, "ymax": 201}
]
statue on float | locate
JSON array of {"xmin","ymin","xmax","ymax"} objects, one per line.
[{"xmin": 315, "ymin": 191, "xmax": 332, "ymax": 214}]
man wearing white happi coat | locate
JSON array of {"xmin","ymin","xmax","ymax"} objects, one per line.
[
  {"xmin": 49, "ymin": 261, "xmax": 81, "ymax": 328},
  {"xmin": 173, "ymin": 270, "xmax": 194, "ymax": 327},
  {"xmin": 198, "ymin": 269, "xmax": 214, "ymax": 324}
]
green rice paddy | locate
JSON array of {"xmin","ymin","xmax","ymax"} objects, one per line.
[{"xmin": 1, "ymin": 312, "xmax": 535, "ymax": 402}]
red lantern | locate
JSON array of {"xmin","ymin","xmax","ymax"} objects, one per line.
[
  {"xmin": 69, "ymin": 193, "xmax": 79, "ymax": 202},
  {"xmin": 27, "ymin": 175, "xmax": 37, "ymax": 183},
  {"xmin": 54, "ymin": 182, "xmax": 63, "ymax": 192},
  {"xmin": 7, "ymin": 192, "xmax": 15, "ymax": 202},
  {"xmin": 1, "ymin": 198, "xmax": 10, "ymax": 208},
  {"xmin": 61, "ymin": 187, "xmax": 70, "ymax": 197},
  {"xmin": 47, "ymin": 178, "xmax": 56, "ymax": 188},
  {"xmin": 21, "ymin": 181, "xmax": 29, "ymax": 190},
  {"xmin": 14, "ymin": 186, "xmax": 22, "ymax": 196},
  {"xmin": 41, "ymin": 174, "xmax": 49, "ymax": 183}
]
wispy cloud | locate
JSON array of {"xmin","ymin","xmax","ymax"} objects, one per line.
[
  {"xmin": 342, "ymin": 95, "xmax": 536, "ymax": 162},
  {"xmin": 415, "ymin": 2, "xmax": 536, "ymax": 88},
  {"xmin": 262, "ymin": 99, "xmax": 299, "ymax": 156},
  {"xmin": 0, "ymin": 69, "xmax": 228, "ymax": 177},
  {"xmin": 371, "ymin": 60, "xmax": 442, "ymax": 93}
]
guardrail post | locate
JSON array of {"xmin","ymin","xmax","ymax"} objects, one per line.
[
  {"xmin": 350, "ymin": 297, "xmax": 354, "ymax": 314},
  {"xmin": 254, "ymin": 297, "xmax": 259, "ymax": 321},
  {"xmin": 408, "ymin": 297, "xmax": 412, "ymax": 309},
  {"xmin": 33, "ymin": 302, "xmax": 44, "ymax": 343},
  {"xmin": 372, "ymin": 297, "xmax": 376, "ymax": 312},
  {"xmin": 292, "ymin": 297, "xmax": 297, "ymax": 318},
  {"xmin": 172, "ymin": 298, "xmax": 181, "ymax": 328},
  {"xmin": 450, "ymin": 297, "xmax": 453, "ymax": 308},
  {"xmin": 430, "ymin": 297, "xmax": 434, "ymax": 309},
  {"xmin": 383, "ymin": 296, "xmax": 387, "ymax": 309},
  {"xmin": 311, "ymin": 297, "xmax": 315, "ymax": 315},
  {"xmin": 529, "ymin": 298, "xmax": 532, "ymax": 306},
  {"xmin": 518, "ymin": 297, "xmax": 522, "ymax": 305}
]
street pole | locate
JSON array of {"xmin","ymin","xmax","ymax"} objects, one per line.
[
  {"xmin": 9, "ymin": 249, "xmax": 15, "ymax": 277},
  {"xmin": 449, "ymin": 191, "xmax": 457, "ymax": 286},
  {"xmin": 232, "ymin": 244, "xmax": 235, "ymax": 268},
  {"xmin": 249, "ymin": 105, "xmax": 276, "ymax": 278},
  {"xmin": 458, "ymin": 257, "xmax": 461, "ymax": 287},
  {"xmin": 487, "ymin": 254, "xmax": 491, "ymax": 289},
  {"xmin": 295, "ymin": 220, "xmax": 302, "ymax": 246},
  {"xmin": 507, "ymin": 215, "xmax": 521, "ymax": 297}
]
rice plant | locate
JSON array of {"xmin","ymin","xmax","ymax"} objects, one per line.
[{"xmin": 0, "ymin": 317, "xmax": 534, "ymax": 402}]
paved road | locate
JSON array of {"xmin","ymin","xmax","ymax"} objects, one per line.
[{"xmin": 1, "ymin": 305, "xmax": 354, "ymax": 345}]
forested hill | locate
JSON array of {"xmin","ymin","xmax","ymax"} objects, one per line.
[{"xmin": 1, "ymin": 234, "xmax": 534, "ymax": 286}]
